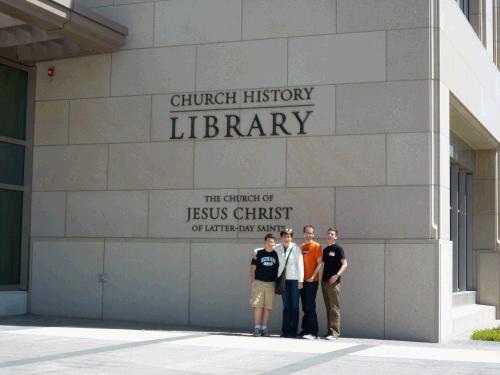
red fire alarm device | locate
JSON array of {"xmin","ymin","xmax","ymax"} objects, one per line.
[{"xmin": 47, "ymin": 66, "xmax": 55, "ymax": 78}]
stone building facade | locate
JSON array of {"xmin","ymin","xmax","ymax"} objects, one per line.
[{"xmin": 1, "ymin": 0, "xmax": 499, "ymax": 342}]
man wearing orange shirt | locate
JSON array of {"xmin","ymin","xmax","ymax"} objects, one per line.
[{"xmin": 299, "ymin": 224, "xmax": 323, "ymax": 340}]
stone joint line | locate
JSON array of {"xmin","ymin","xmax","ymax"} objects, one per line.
[
  {"xmin": 259, "ymin": 344, "xmax": 374, "ymax": 375},
  {"xmin": 0, "ymin": 333, "xmax": 206, "ymax": 369}
]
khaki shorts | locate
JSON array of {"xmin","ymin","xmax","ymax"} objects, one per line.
[{"xmin": 250, "ymin": 280, "xmax": 275, "ymax": 309}]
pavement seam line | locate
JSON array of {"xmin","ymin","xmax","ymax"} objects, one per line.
[
  {"xmin": 259, "ymin": 344, "xmax": 374, "ymax": 375},
  {"xmin": 0, "ymin": 333, "xmax": 206, "ymax": 369}
]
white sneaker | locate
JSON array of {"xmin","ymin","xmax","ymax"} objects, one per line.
[
  {"xmin": 325, "ymin": 335, "xmax": 338, "ymax": 341},
  {"xmin": 302, "ymin": 334, "xmax": 317, "ymax": 340}
]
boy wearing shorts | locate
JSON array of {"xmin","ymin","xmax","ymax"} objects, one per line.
[{"xmin": 249, "ymin": 233, "xmax": 279, "ymax": 337}]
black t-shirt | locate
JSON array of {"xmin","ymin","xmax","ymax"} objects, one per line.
[
  {"xmin": 251, "ymin": 248, "xmax": 279, "ymax": 282},
  {"xmin": 322, "ymin": 244, "xmax": 345, "ymax": 282}
]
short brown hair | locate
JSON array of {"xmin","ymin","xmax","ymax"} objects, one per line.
[
  {"xmin": 280, "ymin": 228, "xmax": 294, "ymax": 238},
  {"xmin": 264, "ymin": 233, "xmax": 276, "ymax": 241},
  {"xmin": 303, "ymin": 224, "xmax": 314, "ymax": 233},
  {"xmin": 327, "ymin": 227, "xmax": 338, "ymax": 236}
]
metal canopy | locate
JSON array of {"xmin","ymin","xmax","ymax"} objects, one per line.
[{"xmin": 0, "ymin": 0, "xmax": 127, "ymax": 65}]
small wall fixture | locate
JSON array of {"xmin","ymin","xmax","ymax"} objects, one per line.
[{"xmin": 47, "ymin": 66, "xmax": 55, "ymax": 78}]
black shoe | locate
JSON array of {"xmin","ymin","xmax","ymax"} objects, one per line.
[{"xmin": 280, "ymin": 332, "xmax": 287, "ymax": 338}]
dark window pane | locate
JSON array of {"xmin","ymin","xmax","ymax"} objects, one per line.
[
  {"xmin": 0, "ymin": 190, "xmax": 22, "ymax": 285},
  {"xmin": 0, "ymin": 142, "xmax": 25, "ymax": 185},
  {"xmin": 0, "ymin": 64, "xmax": 28, "ymax": 140},
  {"xmin": 457, "ymin": 0, "xmax": 469, "ymax": 19}
]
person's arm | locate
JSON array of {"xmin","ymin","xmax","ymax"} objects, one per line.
[
  {"xmin": 273, "ymin": 254, "xmax": 280, "ymax": 280},
  {"xmin": 250, "ymin": 264, "xmax": 256, "ymax": 285},
  {"xmin": 329, "ymin": 258, "xmax": 348, "ymax": 284},
  {"xmin": 308, "ymin": 255, "xmax": 323, "ymax": 281},
  {"xmin": 297, "ymin": 246, "xmax": 304, "ymax": 289},
  {"xmin": 250, "ymin": 250, "xmax": 258, "ymax": 285}
]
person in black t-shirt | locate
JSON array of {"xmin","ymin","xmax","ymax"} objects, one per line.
[
  {"xmin": 249, "ymin": 233, "xmax": 279, "ymax": 337},
  {"xmin": 321, "ymin": 227, "xmax": 348, "ymax": 340}
]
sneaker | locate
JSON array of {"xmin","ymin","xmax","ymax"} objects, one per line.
[
  {"xmin": 302, "ymin": 334, "xmax": 317, "ymax": 340},
  {"xmin": 253, "ymin": 328, "xmax": 261, "ymax": 337},
  {"xmin": 324, "ymin": 335, "xmax": 338, "ymax": 341},
  {"xmin": 261, "ymin": 328, "xmax": 270, "ymax": 337}
]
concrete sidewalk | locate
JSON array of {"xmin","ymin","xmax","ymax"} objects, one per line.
[{"xmin": 1, "ymin": 315, "xmax": 499, "ymax": 374}]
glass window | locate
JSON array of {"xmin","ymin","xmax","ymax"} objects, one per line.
[
  {"xmin": 457, "ymin": 0, "xmax": 470, "ymax": 19},
  {"xmin": 0, "ymin": 141, "xmax": 25, "ymax": 185},
  {"xmin": 0, "ymin": 62, "xmax": 29, "ymax": 289},
  {"xmin": 0, "ymin": 190, "xmax": 23, "ymax": 285},
  {"xmin": 0, "ymin": 64, "xmax": 28, "ymax": 140}
]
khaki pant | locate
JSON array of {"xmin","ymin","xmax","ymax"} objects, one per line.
[{"xmin": 321, "ymin": 281, "xmax": 341, "ymax": 336}]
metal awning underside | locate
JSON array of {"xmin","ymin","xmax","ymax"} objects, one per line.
[{"xmin": 0, "ymin": 0, "xmax": 127, "ymax": 65}]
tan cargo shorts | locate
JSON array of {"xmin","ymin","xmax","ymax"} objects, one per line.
[{"xmin": 250, "ymin": 280, "xmax": 275, "ymax": 309}]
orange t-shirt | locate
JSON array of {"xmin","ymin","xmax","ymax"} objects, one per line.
[{"xmin": 300, "ymin": 241, "xmax": 323, "ymax": 281}]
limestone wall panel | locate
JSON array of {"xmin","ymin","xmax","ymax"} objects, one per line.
[
  {"xmin": 288, "ymin": 32, "xmax": 386, "ymax": 85},
  {"xmin": 336, "ymin": 186, "xmax": 431, "ymax": 239},
  {"xmin": 341, "ymin": 244, "xmax": 385, "ymax": 339},
  {"xmin": 336, "ymin": 81, "xmax": 431, "ymax": 134},
  {"xmin": 103, "ymin": 240, "xmax": 190, "ymax": 324},
  {"xmin": 194, "ymin": 138, "xmax": 286, "ymax": 188},
  {"xmin": 155, "ymin": 0, "xmax": 241, "ymax": 46},
  {"xmin": 69, "ymin": 96, "xmax": 151, "ymax": 144},
  {"xmin": 337, "ymin": 0, "xmax": 430, "ymax": 32},
  {"xmin": 287, "ymin": 135, "xmax": 386, "ymax": 187},
  {"xmin": 30, "ymin": 239, "xmax": 104, "ymax": 318},
  {"xmin": 32, "ymin": 145, "xmax": 108, "ymax": 191},
  {"xmin": 34, "ymin": 101, "xmax": 69, "ymax": 145},
  {"xmin": 196, "ymin": 39, "xmax": 287, "ymax": 91},
  {"xmin": 108, "ymin": 142, "xmax": 193, "ymax": 190},
  {"xmin": 473, "ymin": 214, "xmax": 496, "ymax": 250},
  {"xmin": 385, "ymin": 243, "xmax": 437, "ymax": 342},
  {"xmin": 31, "ymin": 192, "xmax": 66, "ymax": 237},
  {"xmin": 477, "ymin": 252, "xmax": 500, "ymax": 308},
  {"xmin": 387, "ymin": 133, "xmax": 431, "ymax": 185},
  {"xmin": 95, "ymin": 2, "xmax": 154, "ymax": 49},
  {"xmin": 111, "ymin": 47, "xmax": 195, "ymax": 96},
  {"xmin": 473, "ymin": 179, "xmax": 495, "ymax": 215},
  {"xmin": 66, "ymin": 191, "xmax": 148, "ymax": 237},
  {"xmin": 36, "ymin": 55, "xmax": 111, "ymax": 100},
  {"xmin": 190, "ymin": 242, "xmax": 256, "ymax": 328},
  {"xmin": 387, "ymin": 28, "xmax": 432, "ymax": 81},
  {"xmin": 242, "ymin": 0, "xmax": 336, "ymax": 39},
  {"xmin": 74, "ymin": 0, "xmax": 111, "ymax": 6},
  {"xmin": 114, "ymin": 0, "xmax": 142, "ymax": 5}
]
